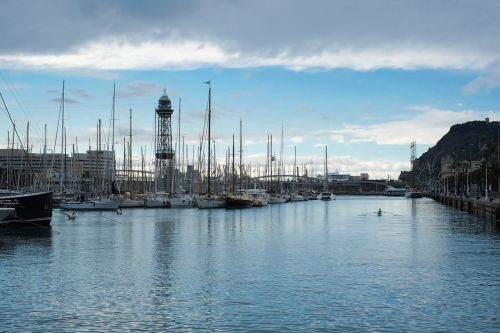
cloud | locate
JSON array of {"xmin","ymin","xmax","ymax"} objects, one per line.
[
  {"xmin": 302, "ymin": 107, "xmax": 330, "ymax": 121},
  {"xmin": 48, "ymin": 97, "xmax": 79, "ymax": 104},
  {"xmin": 242, "ymin": 151, "xmax": 408, "ymax": 178},
  {"xmin": 0, "ymin": 39, "xmax": 237, "ymax": 71},
  {"xmin": 0, "ymin": 39, "xmax": 497, "ymax": 72},
  {"xmin": 290, "ymin": 136, "xmax": 304, "ymax": 144},
  {"xmin": 117, "ymin": 81, "xmax": 170, "ymax": 98},
  {"xmin": 68, "ymin": 88, "xmax": 90, "ymax": 98},
  {"xmin": 0, "ymin": 82, "xmax": 31, "ymax": 91},
  {"xmin": 330, "ymin": 106, "xmax": 500, "ymax": 145},
  {"xmin": 462, "ymin": 75, "xmax": 500, "ymax": 95},
  {"xmin": 0, "ymin": 1, "xmax": 499, "ymax": 71}
]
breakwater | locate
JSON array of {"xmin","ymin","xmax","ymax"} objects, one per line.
[{"xmin": 426, "ymin": 193, "xmax": 500, "ymax": 227}]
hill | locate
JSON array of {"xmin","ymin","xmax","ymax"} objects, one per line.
[{"xmin": 400, "ymin": 119, "xmax": 500, "ymax": 183}]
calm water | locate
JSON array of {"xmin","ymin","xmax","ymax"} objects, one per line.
[{"xmin": 0, "ymin": 197, "xmax": 499, "ymax": 332}]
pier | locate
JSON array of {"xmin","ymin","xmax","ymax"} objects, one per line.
[{"xmin": 426, "ymin": 193, "xmax": 500, "ymax": 227}]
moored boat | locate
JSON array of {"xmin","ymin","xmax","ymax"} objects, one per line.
[
  {"xmin": 0, "ymin": 191, "xmax": 53, "ymax": 226},
  {"xmin": 289, "ymin": 194, "xmax": 306, "ymax": 202},
  {"xmin": 196, "ymin": 194, "xmax": 226, "ymax": 209},
  {"xmin": 244, "ymin": 189, "xmax": 269, "ymax": 207},
  {"xmin": 225, "ymin": 193, "xmax": 254, "ymax": 209},
  {"xmin": 268, "ymin": 195, "xmax": 287, "ymax": 204},
  {"xmin": 0, "ymin": 208, "xmax": 15, "ymax": 222},
  {"xmin": 318, "ymin": 191, "xmax": 336, "ymax": 200},
  {"xmin": 145, "ymin": 196, "xmax": 169, "ymax": 208},
  {"xmin": 405, "ymin": 189, "xmax": 423, "ymax": 198},
  {"xmin": 169, "ymin": 195, "xmax": 196, "ymax": 208},
  {"xmin": 119, "ymin": 197, "xmax": 146, "ymax": 208},
  {"xmin": 60, "ymin": 195, "xmax": 120, "ymax": 211}
]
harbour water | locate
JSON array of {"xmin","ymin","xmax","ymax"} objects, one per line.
[{"xmin": 0, "ymin": 196, "xmax": 498, "ymax": 332}]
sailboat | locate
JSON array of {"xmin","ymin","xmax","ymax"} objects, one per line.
[
  {"xmin": 225, "ymin": 121, "xmax": 254, "ymax": 208},
  {"xmin": 268, "ymin": 131, "xmax": 287, "ymax": 204},
  {"xmin": 163, "ymin": 96, "xmax": 195, "ymax": 209},
  {"xmin": 289, "ymin": 146, "xmax": 306, "ymax": 202},
  {"xmin": 196, "ymin": 81, "xmax": 226, "ymax": 209},
  {"xmin": 0, "ymin": 89, "xmax": 54, "ymax": 226},
  {"xmin": 59, "ymin": 88, "xmax": 120, "ymax": 211},
  {"xmin": 318, "ymin": 146, "xmax": 335, "ymax": 200},
  {"xmin": 60, "ymin": 107, "xmax": 119, "ymax": 211}
]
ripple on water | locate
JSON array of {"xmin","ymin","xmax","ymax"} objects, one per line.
[{"xmin": 0, "ymin": 197, "xmax": 498, "ymax": 332}]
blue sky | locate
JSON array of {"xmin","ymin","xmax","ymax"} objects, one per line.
[{"xmin": 1, "ymin": 0, "xmax": 500, "ymax": 178}]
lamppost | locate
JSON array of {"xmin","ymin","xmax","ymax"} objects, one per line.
[{"xmin": 485, "ymin": 161, "xmax": 489, "ymax": 200}]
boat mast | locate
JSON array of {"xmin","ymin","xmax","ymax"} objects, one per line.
[
  {"xmin": 270, "ymin": 134, "xmax": 273, "ymax": 193},
  {"xmin": 324, "ymin": 145, "xmax": 328, "ymax": 190},
  {"xmin": 175, "ymin": 97, "xmax": 181, "ymax": 195},
  {"xmin": 43, "ymin": 124, "xmax": 47, "ymax": 188},
  {"xmin": 60, "ymin": 80, "xmax": 65, "ymax": 194},
  {"xmin": 129, "ymin": 108, "xmax": 133, "ymax": 193},
  {"xmin": 239, "ymin": 119, "xmax": 243, "ymax": 193},
  {"xmin": 280, "ymin": 126, "xmax": 284, "ymax": 193},
  {"xmin": 232, "ymin": 133, "xmax": 235, "ymax": 194},
  {"xmin": 111, "ymin": 83, "xmax": 117, "ymax": 194},
  {"xmin": 206, "ymin": 81, "xmax": 212, "ymax": 196},
  {"xmin": 293, "ymin": 145, "xmax": 297, "ymax": 193},
  {"xmin": 153, "ymin": 112, "xmax": 157, "ymax": 195}
]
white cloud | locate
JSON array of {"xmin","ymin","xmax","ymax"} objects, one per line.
[
  {"xmin": 0, "ymin": 38, "xmax": 498, "ymax": 72},
  {"xmin": 0, "ymin": 38, "xmax": 238, "ymax": 71},
  {"xmin": 242, "ymin": 151, "xmax": 408, "ymax": 179},
  {"xmin": 462, "ymin": 75, "xmax": 500, "ymax": 95},
  {"xmin": 290, "ymin": 136, "xmax": 304, "ymax": 144},
  {"xmin": 330, "ymin": 106, "xmax": 500, "ymax": 145}
]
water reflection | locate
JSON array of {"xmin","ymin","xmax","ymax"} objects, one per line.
[
  {"xmin": 0, "ymin": 197, "xmax": 498, "ymax": 332},
  {"xmin": 0, "ymin": 225, "xmax": 52, "ymax": 254}
]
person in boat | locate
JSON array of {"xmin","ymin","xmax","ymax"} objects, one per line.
[{"xmin": 377, "ymin": 208, "xmax": 382, "ymax": 216}]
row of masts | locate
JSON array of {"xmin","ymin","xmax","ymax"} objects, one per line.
[{"xmin": 1, "ymin": 81, "xmax": 335, "ymax": 196}]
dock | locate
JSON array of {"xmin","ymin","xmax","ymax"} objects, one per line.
[{"xmin": 426, "ymin": 193, "xmax": 500, "ymax": 228}]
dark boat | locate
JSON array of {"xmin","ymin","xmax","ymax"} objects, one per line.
[
  {"xmin": 0, "ymin": 191, "xmax": 53, "ymax": 226},
  {"xmin": 225, "ymin": 194, "xmax": 254, "ymax": 209}
]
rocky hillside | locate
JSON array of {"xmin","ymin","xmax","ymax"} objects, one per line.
[{"xmin": 400, "ymin": 119, "xmax": 500, "ymax": 182}]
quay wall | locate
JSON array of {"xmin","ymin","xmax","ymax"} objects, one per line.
[{"xmin": 425, "ymin": 193, "xmax": 500, "ymax": 226}]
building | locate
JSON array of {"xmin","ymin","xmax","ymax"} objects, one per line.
[{"xmin": 0, "ymin": 148, "xmax": 115, "ymax": 191}]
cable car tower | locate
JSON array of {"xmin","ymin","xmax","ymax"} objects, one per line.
[{"xmin": 155, "ymin": 89, "xmax": 175, "ymax": 195}]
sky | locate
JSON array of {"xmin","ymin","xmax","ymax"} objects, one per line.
[{"xmin": 1, "ymin": 0, "xmax": 499, "ymax": 179}]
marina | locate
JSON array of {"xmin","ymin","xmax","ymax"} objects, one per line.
[{"xmin": 1, "ymin": 1, "xmax": 499, "ymax": 331}]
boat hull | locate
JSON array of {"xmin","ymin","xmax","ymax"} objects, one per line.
[
  {"xmin": 318, "ymin": 192, "xmax": 336, "ymax": 200},
  {"xmin": 268, "ymin": 196, "xmax": 287, "ymax": 204},
  {"xmin": 145, "ymin": 197, "xmax": 169, "ymax": 208},
  {"xmin": 0, "ymin": 208, "xmax": 15, "ymax": 221},
  {"xmin": 60, "ymin": 199, "xmax": 120, "ymax": 211},
  {"xmin": 196, "ymin": 196, "xmax": 226, "ymax": 209},
  {"xmin": 119, "ymin": 198, "xmax": 146, "ymax": 208},
  {"xmin": 169, "ymin": 196, "xmax": 196, "ymax": 208},
  {"xmin": 225, "ymin": 195, "xmax": 254, "ymax": 209},
  {"xmin": 0, "ymin": 191, "xmax": 53, "ymax": 226},
  {"xmin": 290, "ymin": 195, "xmax": 306, "ymax": 202},
  {"xmin": 405, "ymin": 191, "xmax": 423, "ymax": 198}
]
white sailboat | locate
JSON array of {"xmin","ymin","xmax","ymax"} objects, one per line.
[
  {"xmin": 318, "ymin": 146, "xmax": 335, "ymax": 200},
  {"xmin": 289, "ymin": 146, "xmax": 306, "ymax": 202},
  {"xmin": 60, "ymin": 196, "xmax": 120, "ymax": 211},
  {"xmin": 196, "ymin": 81, "xmax": 226, "ymax": 209}
]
